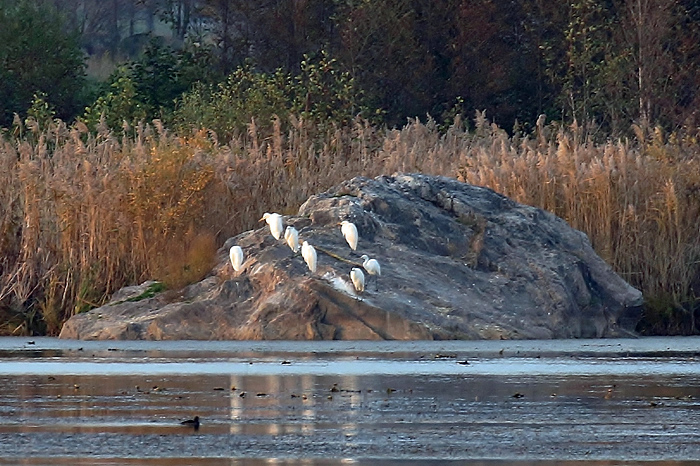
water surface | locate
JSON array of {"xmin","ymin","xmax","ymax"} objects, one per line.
[{"xmin": 0, "ymin": 337, "xmax": 699, "ymax": 465}]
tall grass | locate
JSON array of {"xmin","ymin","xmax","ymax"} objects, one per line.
[{"xmin": 1, "ymin": 113, "xmax": 698, "ymax": 335}]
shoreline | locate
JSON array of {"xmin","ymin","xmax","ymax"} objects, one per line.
[{"xmin": 1, "ymin": 335, "xmax": 699, "ymax": 358}]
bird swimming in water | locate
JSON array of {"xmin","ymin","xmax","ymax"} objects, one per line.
[
  {"xmin": 260, "ymin": 212, "xmax": 284, "ymax": 240},
  {"xmin": 180, "ymin": 416, "xmax": 200, "ymax": 431},
  {"xmin": 284, "ymin": 226, "xmax": 299, "ymax": 253},
  {"xmin": 360, "ymin": 254, "xmax": 381, "ymax": 290},
  {"xmin": 229, "ymin": 245, "xmax": 244, "ymax": 272},
  {"xmin": 350, "ymin": 267, "xmax": 365, "ymax": 293},
  {"xmin": 301, "ymin": 241, "xmax": 317, "ymax": 273},
  {"xmin": 340, "ymin": 220, "xmax": 358, "ymax": 252}
]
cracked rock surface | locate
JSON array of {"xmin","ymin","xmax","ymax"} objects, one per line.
[{"xmin": 59, "ymin": 174, "xmax": 643, "ymax": 340}]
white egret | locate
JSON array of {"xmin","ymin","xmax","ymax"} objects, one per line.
[
  {"xmin": 350, "ymin": 267, "xmax": 365, "ymax": 293},
  {"xmin": 284, "ymin": 226, "xmax": 299, "ymax": 253},
  {"xmin": 360, "ymin": 254, "xmax": 381, "ymax": 290},
  {"xmin": 229, "ymin": 245, "xmax": 244, "ymax": 272},
  {"xmin": 340, "ymin": 220, "xmax": 358, "ymax": 252},
  {"xmin": 301, "ymin": 241, "xmax": 317, "ymax": 273},
  {"xmin": 260, "ymin": 212, "xmax": 284, "ymax": 240}
]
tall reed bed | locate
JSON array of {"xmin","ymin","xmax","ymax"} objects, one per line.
[
  {"xmin": 456, "ymin": 119, "xmax": 700, "ymax": 333},
  {"xmin": 1, "ymin": 115, "xmax": 698, "ymax": 335}
]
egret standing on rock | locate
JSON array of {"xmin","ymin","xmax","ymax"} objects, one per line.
[
  {"xmin": 340, "ymin": 220, "xmax": 359, "ymax": 253},
  {"xmin": 360, "ymin": 254, "xmax": 381, "ymax": 290},
  {"xmin": 350, "ymin": 267, "xmax": 365, "ymax": 293},
  {"xmin": 301, "ymin": 241, "xmax": 317, "ymax": 273},
  {"xmin": 260, "ymin": 212, "xmax": 284, "ymax": 240},
  {"xmin": 284, "ymin": 226, "xmax": 299, "ymax": 253},
  {"xmin": 230, "ymin": 245, "xmax": 244, "ymax": 272}
]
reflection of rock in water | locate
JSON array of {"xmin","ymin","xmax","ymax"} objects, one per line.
[
  {"xmin": 59, "ymin": 174, "xmax": 643, "ymax": 341},
  {"xmin": 229, "ymin": 374, "xmax": 244, "ymax": 435}
]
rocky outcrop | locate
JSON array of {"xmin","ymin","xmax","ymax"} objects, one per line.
[{"xmin": 59, "ymin": 173, "xmax": 643, "ymax": 340}]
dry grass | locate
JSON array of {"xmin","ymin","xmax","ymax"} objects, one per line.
[
  {"xmin": 456, "ymin": 117, "xmax": 700, "ymax": 333},
  {"xmin": 1, "ymin": 113, "xmax": 699, "ymax": 335}
]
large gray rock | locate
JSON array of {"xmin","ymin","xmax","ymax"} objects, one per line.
[{"xmin": 59, "ymin": 174, "xmax": 643, "ymax": 340}]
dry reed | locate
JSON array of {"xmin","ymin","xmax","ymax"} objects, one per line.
[{"xmin": 1, "ymin": 113, "xmax": 698, "ymax": 334}]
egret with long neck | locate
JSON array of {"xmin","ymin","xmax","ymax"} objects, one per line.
[
  {"xmin": 260, "ymin": 212, "xmax": 284, "ymax": 240},
  {"xmin": 360, "ymin": 254, "xmax": 381, "ymax": 290}
]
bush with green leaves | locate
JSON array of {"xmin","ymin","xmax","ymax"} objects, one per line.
[
  {"xmin": 173, "ymin": 63, "xmax": 290, "ymax": 140},
  {"xmin": 82, "ymin": 40, "xmax": 219, "ymax": 131},
  {"xmin": 82, "ymin": 67, "xmax": 148, "ymax": 131},
  {"xmin": 173, "ymin": 52, "xmax": 374, "ymax": 141},
  {"xmin": 291, "ymin": 51, "xmax": 375, "ymax": 126}
]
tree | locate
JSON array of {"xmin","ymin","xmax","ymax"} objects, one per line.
[
  {"xmin": 0, "ymin": 0, "xmax": 86, "ymax": 126},
  {"xmin": 333, "ymin": 0, "xmax": 433, "ymax": 125},
  {"xmin": 82, "ymin": 39, "xmax": 218, "ymax": 129},
  {"xmin": 194, "ymin": 0, "xmax": 249, "ymax": 74},
  {"xmin": 617, "ymin": 0, "xmax": 700, "ymax": 130},
  {"xmin": 444, "ymin": 0, "xmax": 544, "ymax": 127},
  {"xmin": 247, "ymin": 0, "xmax": 336, "ymax": 72},
  {"xmin": 559, "ymin": 0, "xmax": 614, "ymax": 127},
  {"xmin": 157, "ymin": 0, "xmax": 195, "ymax": 41}
]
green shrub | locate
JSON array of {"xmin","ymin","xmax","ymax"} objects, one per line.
[
  {"xmin": 173, "ymin": 63, "xmax": 290, "ymax": 140},
  {"xmin": 82, "ymin": 40, "xmax": 219, "ymax": 131},
  {"xmin": 82, "ymin": 67, "xmax": 148, "ymax": 131},
  {"xmin": 290, "ymin": 51, "xmax": 375, "ymax": 127},
  {"xmin": 173, "ymin": 51, "xmax": 374, "ymax": 141},
  {"xmin": 125, "ymin": 282, "xmax": 166, "ymax": 302}
]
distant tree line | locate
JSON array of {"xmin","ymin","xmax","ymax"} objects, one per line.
[{"xmin": 2, "ymin": 0, "xmax": 700, "ymax": 136}]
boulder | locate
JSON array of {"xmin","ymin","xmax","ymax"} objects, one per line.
[{"xmin": 59, "ymin": 174, "xmax": 643, "ymax": 340}]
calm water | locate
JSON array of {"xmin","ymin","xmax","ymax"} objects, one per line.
[{"xmin": 0, "ymin": 337, "xmax": 699, "ymax": 465}]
